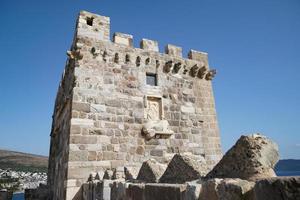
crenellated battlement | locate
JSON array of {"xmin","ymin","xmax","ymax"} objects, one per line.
[{"xmin": 74, "ymin": 10, "xmax": 216, "ymax": 81}]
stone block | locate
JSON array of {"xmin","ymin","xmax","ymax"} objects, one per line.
[
  {"xmin": 103, "ymin": 151, "xmax": 116, "ymax": 160},
  {"xmin": 188, "ymin": 50, "xmax": 208, "ymax": 63},
  {"xmin": 113, "ymin": 32, "xmax": 133, "ymax": 47},
  {"xmin": 71, "ymin": 118, "xmax": 94, "ymax": 127},
  {"xmin": 69, "ymin": 150, "xmax": 88, "ymax": 161},
  {"xmin": 199, "ymin": 178, "xmax": 255, "ymax": 200},
  {"xmin": 90, "ymin": 104, "xmax": 106, "ymax": 113},
  {"xmin": 144, "ymin": 183, "xmax": 187, "ymax": 200},
  {"xmin": 111, "ymin": 160, "xmax": 126, "ymax": 168},
  {"xmin": 181, "ymin": 105, "xmax": 195, "ymax": 113},
  {"xmin": 70, "ymin": 135, "xmax": 97, "ymax": 144},
  {"xmin": 185, "ymin": 181, "xmax": 202, "ymax": 200},
  {"xmin": 70, "ymin": 125, "xmax": 81, "ymax": 135},
  {"xmin": 160, "ymin": 153, "xmax": 208, "ymax": 183},
  {"xmin": 165, "ymin": 44, "xmax": 182, "ymax": 57},
  {"xmin": 88, "ymin": 151, "xmax": 97, "ymax": 161},
  {"xmin": 72, "ymin": 102, "xmax": 90, "ymax": 112},
  {"xmin": 140, "ymin": 39, "xmax": 159, "ymax": 52},
  {"xmin": 150, "ymin": 149, "xmax": 164, "ymax": 157}
]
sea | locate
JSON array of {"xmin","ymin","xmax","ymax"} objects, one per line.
[{"xmin": 11, "ymin": 171, "xmax": 300, "ymax": 200}]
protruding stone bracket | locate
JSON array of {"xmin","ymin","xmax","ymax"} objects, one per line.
[
  {"xmin": 205, "ymin": 69, "xmax": 217, "ymax": 80},
  {"xmin": 113, "ymin": 32, "xmax": 133, "ymax": 47},
  {"xmin": 190, "ymin": 65, "xmax": 199, "ymax": 77},
  {"xmin": 67, "ymin": 50, "xmax": 83, "ymax": 60},
  {"xmin": 156, "ymin": 60, "xmax": 160, "ymax": 68},
  {"xmin": 197, "ymin": 66, "xmax": 207, "ymax": 79},
  {"xmin": 183, "ymin": 65, "xmax": 188, "ymax": 75},
  {"xmin": 172, "ymin": 62, "xmax": 182, "ymax": 74},
  {"xmin": 91, "ymin": 47, "xmax": 100, "ymax": 57},
  {"xmin": 164, "ymin": 61, "xmax": 173, "ymax": 73}
]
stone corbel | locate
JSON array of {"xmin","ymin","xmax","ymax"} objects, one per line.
[
  {"xmin": 205, "ymin": 69, "xmax": 217, "ymax": 80},
  {"xmin": 67, "ymin": 50, "xmax": 83, "ymax": 60},
  {"xmin": 190, "ymin": 64, "xmax": 199, "ymax": 77},
  {"xmin": 164, "ymin": 61, "xmax": 173, "ymax": 73},
  {"xmin": 197, "ymin": 66, "xmax": 207, "ymax": 79},
  {"xmin": 91, "ymin": 47, "xmax": 100, "ymax": 57},
  {"xmin": 172, "ymin": 62, "xmax": 182, "ymax": 73}
]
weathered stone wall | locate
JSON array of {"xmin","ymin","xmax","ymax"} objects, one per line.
[
  {"xmin": 47, "ymin": 54, "xmax": 76, "ymax": 199},
  {"xmin": 48, "ymin": 10, "xmax": 222, "ymax": 199},
  {"xmin": 81, "ymin": 177, "xmax": 300, "ymax": 200}
]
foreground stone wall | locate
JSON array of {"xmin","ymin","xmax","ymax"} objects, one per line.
[
  {"xmin": 78, "ymin": 134, "xmax": 299, "ymax": 200},
  {"xmin": 81, "ymin": 177, "xmax": 300, "ymax": 200},
  {"xmin": 0, "ymin": 189, "xmax": 13, "ymax": 200},
  {"xmin": 48, "ymin": 10, "xmax": 222, "ymax": 199},
  {"xmin": 25, "ymin": 184, "xmax": 49, "ymax": 200}
]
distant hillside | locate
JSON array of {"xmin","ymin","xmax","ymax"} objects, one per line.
[
  {"xmin": 0, "ymin": 149, "xmax": 48, "ymax": 172},
  {"xmin": 275, "ymin": 159, "xmax": 300, "ymax": 171}
]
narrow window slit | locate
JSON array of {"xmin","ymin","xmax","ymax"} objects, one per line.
[
  {"xmin": 136, "ymin": 56, "xmax": 141, "ymax": 67},
  {"xmin": 114, "ymin": 53, "xmax": 119, "ymax": 63},
  {"xmin": 145, "ymin": 58, "xmax": 150, "ymax": 65},
  {"xmin": 86, "ymin": 17, "xmax": 94, "ymax": 26},
  {"xmin": 125, "ymin": 54, "xmax": 130, "ymax": 63}
]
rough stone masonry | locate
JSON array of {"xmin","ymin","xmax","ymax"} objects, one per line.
[{"xmin": 46, "ymin": 10, "xmax": 222, "ymax": 200}]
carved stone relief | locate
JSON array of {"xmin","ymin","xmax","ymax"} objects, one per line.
[
  {"xmin": 145, "ymin": 96, "xmax": 162, "ymax": 120},
  {"xmin": 143, "ymin": 96, "xmax": 173, "ymax": 140}
]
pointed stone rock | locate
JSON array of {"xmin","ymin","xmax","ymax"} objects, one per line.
[
  {"xmin": 136, "ymin": 159, "xmax": 167, "ymax": 183},
  {"xmin": 159, "ymin": 153, "xmax": 208, "ymax": 183},
  {"xmin": 206, "ymin": 134, "xmax": 279, "ymax": 181},
  {"xmin": 125, "ymin": 166, "xmax": 140, "ymax": 180},
  {"xmin": 103, "ymin": 169, "xmax": 114, "ymax": 180}
]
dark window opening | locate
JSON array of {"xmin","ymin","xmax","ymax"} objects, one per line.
[
  {"xmin": 146, "ymin": 73, "xmax": 157, "ymax": 86},
  {"xmin": 86, "ymin": 17, "xmax": 94, "ymax": 26}
]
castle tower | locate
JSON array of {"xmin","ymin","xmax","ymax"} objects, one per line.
[{"xmin": 47, "ymin": 10, "xmax": 222, "ymax": 199}]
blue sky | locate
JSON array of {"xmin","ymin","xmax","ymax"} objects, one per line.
[{"xmin": 0, "ymin": 0, "xmax": 299, "ymax": 158}]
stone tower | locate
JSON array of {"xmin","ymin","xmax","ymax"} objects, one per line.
[{"xmin": 47, "ymin": 10, "xmax": 222, "ymax": 200}]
